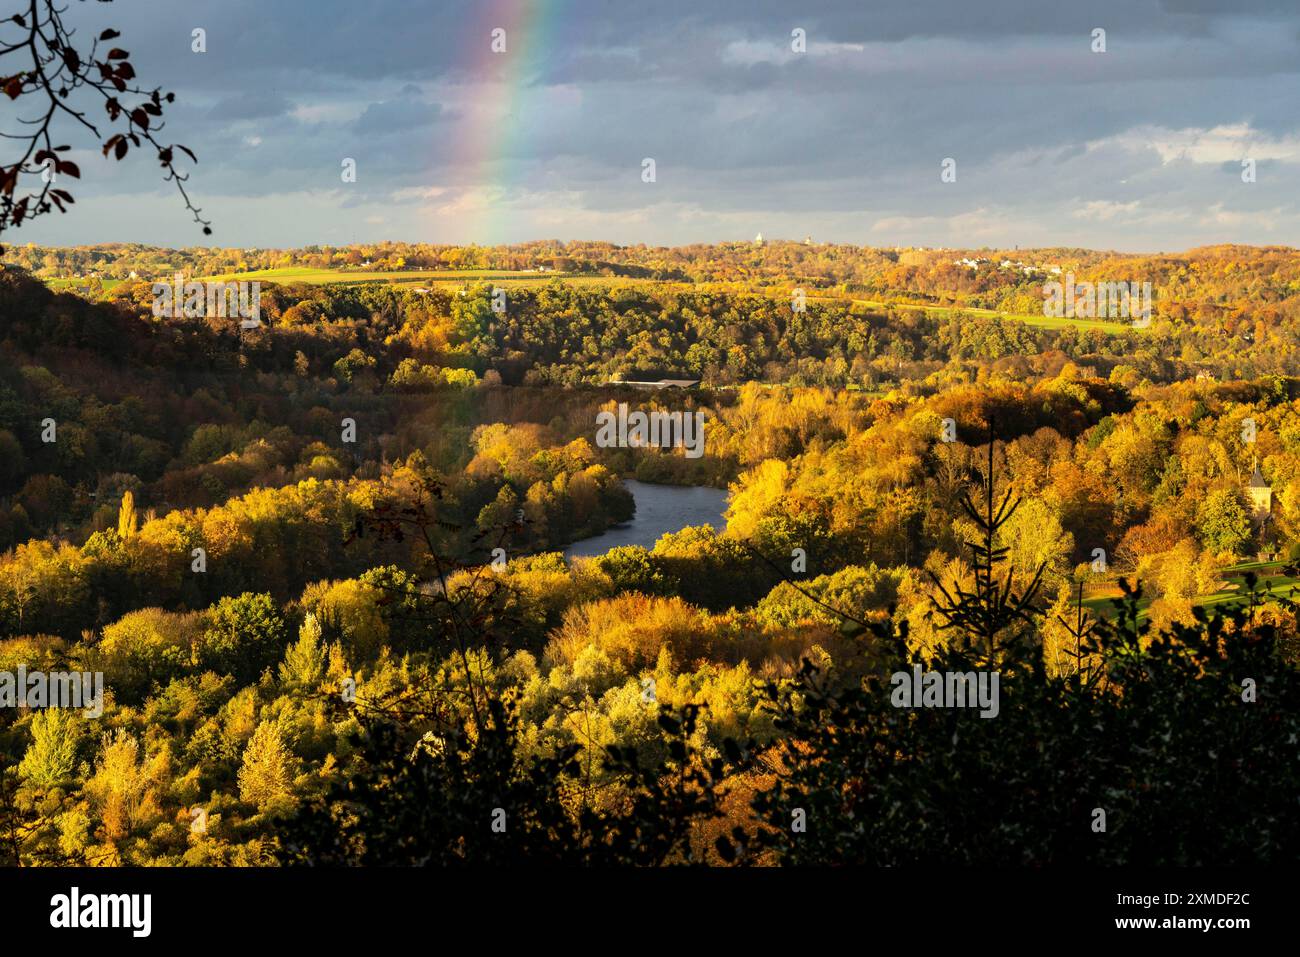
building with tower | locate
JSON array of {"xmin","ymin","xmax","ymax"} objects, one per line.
[
  {"xmin": 1246, "ymin": 459, "xmax": 1276, "ymax": 560},
  {"xmin": 1246, "ymin": 459, "xmax": 1272, "ymax": 522}
]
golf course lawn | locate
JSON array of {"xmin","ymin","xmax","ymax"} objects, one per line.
[{"xmin": 1082, "ymin": 560, "xmax": 1299, "ymax": 621}]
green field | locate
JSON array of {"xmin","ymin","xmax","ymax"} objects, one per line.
[
  {"xmin": 41, "ymin": 269, "xmax": 1139, "ymax": 335},
  {"xmin": 1195, "ymin": 561, "xmax": 1299, "ymax": 611},
  {"xmin": 46, "ymin": 277, "xmax": 123, "ymax": 293},
  {"xmin": 196, "ymin": 267, "xmax": 668, "ymax": 289},
  {"xmin": 42, "ymin": 267, "xmax": 673, "ymax": 298},
  {"xmin": 823, "ymin": 296, "xmax": 1134, "ymax": 335},
  {"xmin": 199, "ymin": 267, "xmax": 570, "ymax": 285},
  {"xmin": 1082, "ymin": 560, "xmax": 1299, "ymax": 621}
]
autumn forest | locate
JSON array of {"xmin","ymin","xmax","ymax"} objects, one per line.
[{"xmin": 0, "ymin": 239, "xmax": 1295, "ymax": 868}]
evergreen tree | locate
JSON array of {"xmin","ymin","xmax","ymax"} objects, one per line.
[
  {"xmin": 279, "ymin": 612, "xmax": 326, "ymax": 687},
  {"xmin": 18, "ymin": 708, "xmax": 80, "ymax": 789},
  {"xmin": 238, "ymin": 720, "xmax": 295, "ymax": 810}
]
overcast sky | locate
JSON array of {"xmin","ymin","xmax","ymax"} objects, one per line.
[{"xmin": 11, "ymin": 0, "xmax": 1300, "ymax": 251}]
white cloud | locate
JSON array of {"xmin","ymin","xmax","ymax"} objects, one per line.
[
  {"xmin": 1071, "ymin": 200, "xmax": 1140, "ymax": 221},
  {"xmin": 1200, "ymin": 202, "xmax": 1285, "ymax": 231},
  {"xmin": 1095, "ymin": 123, "xmax": 1300, "ymax": 165},
  {"xmin": 721, "ymin": 39, "xmax": 865, "ymax": 67}
]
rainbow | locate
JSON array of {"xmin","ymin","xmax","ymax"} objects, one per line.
[{"xmin": 446, "ymin": 0, "xmax": 568, "ymax": 244}]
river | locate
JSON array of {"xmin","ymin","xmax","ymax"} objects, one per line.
[{"xmin": 564, "ymin": 479, "xmax": 729, "ymax": 558}]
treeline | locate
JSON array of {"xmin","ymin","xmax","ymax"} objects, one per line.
[{"xmin": 12, "ymin": 240, "xmax": 1300, "ymax": 334}]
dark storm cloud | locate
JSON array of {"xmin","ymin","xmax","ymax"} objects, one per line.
[
  {"xmin": 354, "ymin": 98, "xmax": 446, "ymax": 136},
  {"xmin": 207, "ymin": 92, "xmax": 295, "ymax": 121}
]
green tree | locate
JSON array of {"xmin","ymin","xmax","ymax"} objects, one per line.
[
  {"xmin": 18, "ymin": 708, "xmax": 80, "ymax": 788},
  {"xmin": 477, "ymin": 484, "xmax": 520, "ymax": 532},
  {"xmin": 440, "ymin": 367, "xmax": 478, "ymax": 388},
  {"xmin": 389, "ymin": 357, "xmax": 439, "ymax": 391},
  {"xmin": 279, "ymin": 612, "xmax": 326, "ymax": 687},
  {"xmin": 1197, "ymin": 489, "xmax": 1252, "ymax": 555},
  {"xmin": 332, "ymin": 348, "xmax": 377, "ymax": 385},
  {"xmin": 597, "ymin": 546, "xmax": 669, "ymax": 596},
  {"xmin": 200, "ymin": 592, "xmax": 287, "ymax": 684}
]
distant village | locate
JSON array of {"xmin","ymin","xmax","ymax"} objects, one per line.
[{"xmin": 951, "ymin": 256, "xmax": 1063, "ymax": 277}]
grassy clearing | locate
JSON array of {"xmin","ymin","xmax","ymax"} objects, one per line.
[
  {"xmin": 196, "ymin": 267, "xmax": 668, "ymax": 290},
  {"xmin": 1082, "ymin": 560, "xmax": 1299, "ymax": 622},
  {"xmin": 1198, "ymin": 562, "xmax": 1299, "ymax": 612},
  {"xmin": 197, "ymin": 267, "xmax": 577, "ymax": 285},
  {"xmin": 46, "ymin": 278, "xmax": 123, "ymax": 293},
  {"xmin": 827, "ymin": 296, "xmax": 1134, "ymax": 335}
]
